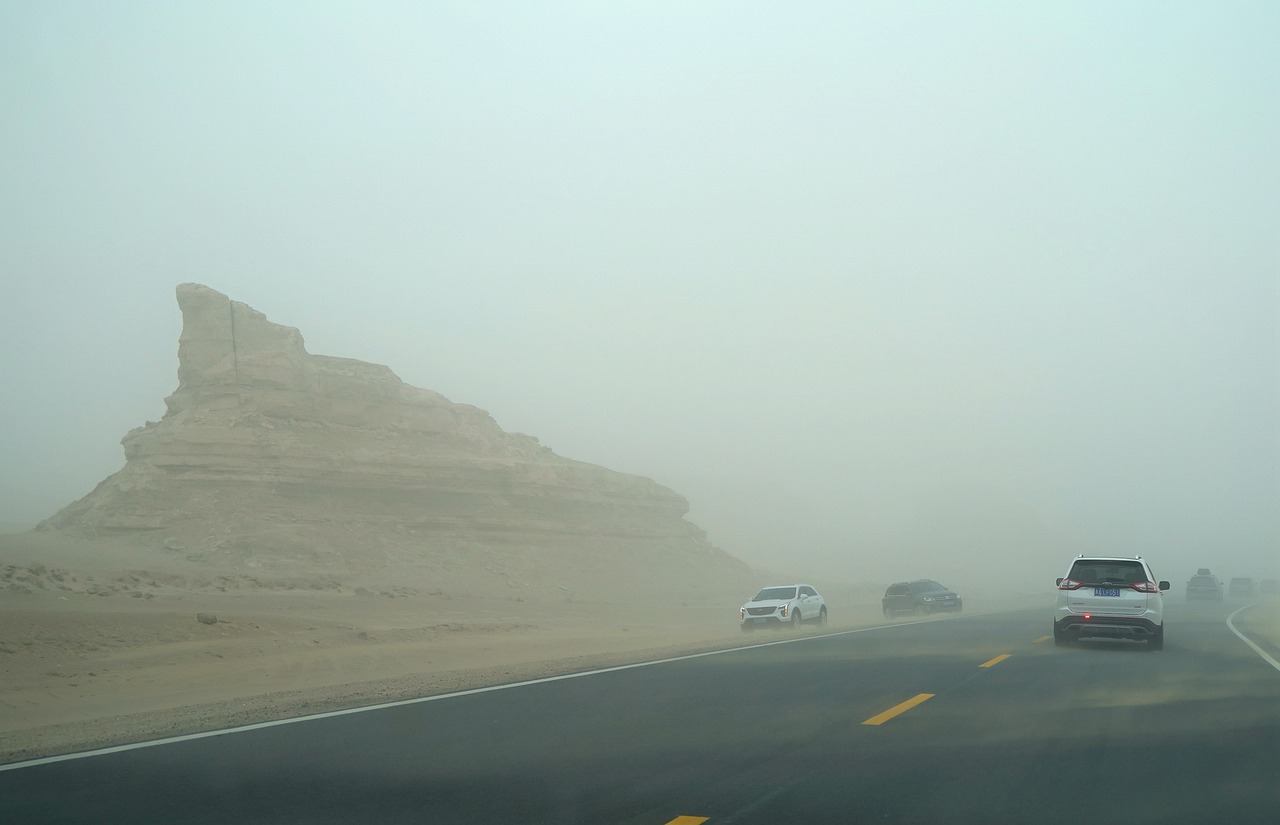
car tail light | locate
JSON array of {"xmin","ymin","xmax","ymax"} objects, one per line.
[
  {"xmin": 1131, "ymin": 581, "xmax": 1158, "ymax": 593},
  {"xmin": 1058, "ymin": 579, "xmax": 1084, "ymax": 590}
]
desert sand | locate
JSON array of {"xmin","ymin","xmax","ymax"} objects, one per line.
[{"xmin": 0, "ymin": 530, "xmax": 894, "ymax": 764}]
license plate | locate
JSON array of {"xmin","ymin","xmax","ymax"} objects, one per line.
[
  {"xmin": 1093, "ymin": 588, "xmax": 1121, "ymax": 597},
  {"xmin": 752, "ymin": 617, "xmax": 767, "ymax": 623}
]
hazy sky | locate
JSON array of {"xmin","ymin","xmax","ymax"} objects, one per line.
[{"xmin": 2, "ymin": 1, "xmax": 1276, "ymax": 585}]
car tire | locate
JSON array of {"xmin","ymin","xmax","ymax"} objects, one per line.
[
  {"xmin": 882, "ymin": 606, "xmax": 892, "ymax": 618},
  {"xmin": 790, "ymin": 611, "xmax": 801, "ymax": 630},
  {"xmin": 913, "ymin": 604, "xmax": 927, "ymax": 617},
  {"xmin": 1149, "ymin": 624, "xmax": 1164, "ymax": 651},
  {"xmin": 1053, "ymin": 623, "xmax": 1069, "ymax": 647},
  {"xmin": 818, "ymin": 606, "xmax": 827, "ymax": 627}
]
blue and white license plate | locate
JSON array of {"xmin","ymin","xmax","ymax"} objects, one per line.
[
  {"xmin": 752, "ymin": 617, "xmax": 768, "ymax": 623},
  {"xmin": 1093, "ymin": 587, "xmax": 1121, "ymax": 597}
]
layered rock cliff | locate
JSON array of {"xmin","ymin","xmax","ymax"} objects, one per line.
[{"xmin": 41, "ymin": 285, "xmax": 746, "ymax": 586}]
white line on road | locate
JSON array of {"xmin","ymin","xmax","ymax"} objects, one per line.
[{"xmin": 1226, "ymin": 604, "xmax": 1280, "ymax": 674}]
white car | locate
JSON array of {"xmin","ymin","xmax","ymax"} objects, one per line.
[
  {"xmin": 739, "ymin": 584, "xmax": 827, "ymax": 631},
  {"xmin": 1054, "ymin": 556, "xmax": 1169, "ymax": 649}
]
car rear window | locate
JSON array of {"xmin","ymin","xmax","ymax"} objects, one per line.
[{"xmin": 1068, "ymin": 560, "xmax": 1146, "ymax": 585}]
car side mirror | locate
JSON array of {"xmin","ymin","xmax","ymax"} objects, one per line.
[
  {"xmin": 1056, "ymin": 577, "xmax": 1063, "ymax": 586},
  {"xmin": 1159, "ymin": 581, "xmax": 1170, "ymax": 591}
]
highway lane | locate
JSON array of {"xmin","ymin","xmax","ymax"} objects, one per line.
[{"xmin": 3, "ymin": 602, "xmax": 1277, "ymax": 824}]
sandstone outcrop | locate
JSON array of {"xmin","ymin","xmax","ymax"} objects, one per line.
[{"xmin": 40, "ymin": 285, "xmax": 748, "ymax": 591}]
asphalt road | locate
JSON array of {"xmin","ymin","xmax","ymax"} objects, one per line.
[{"xmin": 3, "ymin": 601, "xmax": 1278, "ymax": 824}]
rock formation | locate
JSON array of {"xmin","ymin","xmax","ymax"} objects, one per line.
[{"xmin": 40, "ymin": 285, "xmax": 749, "ymax": 591}]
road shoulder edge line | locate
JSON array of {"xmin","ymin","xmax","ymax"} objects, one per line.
[{"xmin": 1226, "ymin": 604, "xmax": 1280, "ymax": 675}]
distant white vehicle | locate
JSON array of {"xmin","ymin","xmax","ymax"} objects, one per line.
[{"xmin": 739, "ymin": 584, "xmax": 827, "ymax": 631}]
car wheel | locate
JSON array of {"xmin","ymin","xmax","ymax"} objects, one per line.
[
  {"xmin": 882, "ymin": 606, "xmax": 892, "ymax": 619},
  {"xmin": 818, "ymin": 606, "xmax": 827, "ymax": 627},
  {"xmin": 1053, "ymin": 623, "xmax": 1069, "ymax": 647},
  {"xmin": 913, "ymin": 604, "xmax": 927, "ymax": 617},
  {"xmin": 1149, "ymin": 624, "xmax": 1164, "ymax": 651},
  {"xmin": 791, "ymin": 611, "xmax": 801, "ymax": 630}
]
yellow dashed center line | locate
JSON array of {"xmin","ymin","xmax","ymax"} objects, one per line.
[
  {"xmin": 668, "ymin": 643, "xmax": 1038, "ymax": 820},
  {"xmin": 861, "ymin": 692, "xmax": 935, "ymax": 726}
]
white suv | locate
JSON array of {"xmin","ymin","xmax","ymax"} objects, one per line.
[
  {"xmin": 1054, "ymin": 556, "xmax": 1169, "ymax": 650},
  {"xmin": 740, "ymin": 584, "xmax": 827, "ymax": 631}
]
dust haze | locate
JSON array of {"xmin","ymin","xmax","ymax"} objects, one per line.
[{"xmin": 2, "ymin": 2, "xmax": 1276, "ymax": 594}]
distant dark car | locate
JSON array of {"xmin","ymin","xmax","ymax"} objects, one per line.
[
  {"xmin": 1185, "ymin": 574, "xmax": 1223, "ymax": 601},
  {"xmin": 1228, "ymin": 577, "xmax": 1257, "ymax": 599},
  {"xmin": 882, "ymin": 579, "xmax": 962, "ymax": 617},
  {"xmin": 1259, "ymin": 579, "xmax": 1278, "ymax": 597}
]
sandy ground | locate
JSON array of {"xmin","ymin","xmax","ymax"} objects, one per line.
[
  {"xmin": 0, "ymin": 532, "xmax": 898, "ymax": 764},
  {"xmin": 4, "ymin": 532, "xmax": 1277, "ymax": 765},
  {"xmin": 0, "ymin": 589, "xmax": 778, "ymax": 764}
]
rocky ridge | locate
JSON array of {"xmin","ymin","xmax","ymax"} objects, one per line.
[{"xmin": 40, "ymin": 284, "xmax": 749, "ymax": 595}]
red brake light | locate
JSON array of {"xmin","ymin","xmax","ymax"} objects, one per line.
[
  {"xmin": 1058, "ymin": 579, "xmax": 1084, "ymax": 591},
  {"xmin": 1131, "ymin": 581, "xmax": 1158, "ymax": 593}
]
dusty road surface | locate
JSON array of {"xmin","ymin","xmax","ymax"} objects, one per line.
[{"xmin": 4, "ymin": 603, "xmax": 1278, "ymax": 824}]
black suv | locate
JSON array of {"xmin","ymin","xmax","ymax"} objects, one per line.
[{"xmin": 882, "ymin": 579, "xmax": 963, "ymax": 617}]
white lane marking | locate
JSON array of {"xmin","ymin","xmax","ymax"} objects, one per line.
[
  {"xmin": 1, "ymin": 622, "xmax": 904, "ymax": 772},
  {"xmin": 1226, "ymin": 604, "xmax": 1280, "ymax": 674}
]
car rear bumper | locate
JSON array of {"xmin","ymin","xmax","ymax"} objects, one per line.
[{"xmin": 1055, "ymin": 615, "xmax": 1161, "ymax": 639}]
